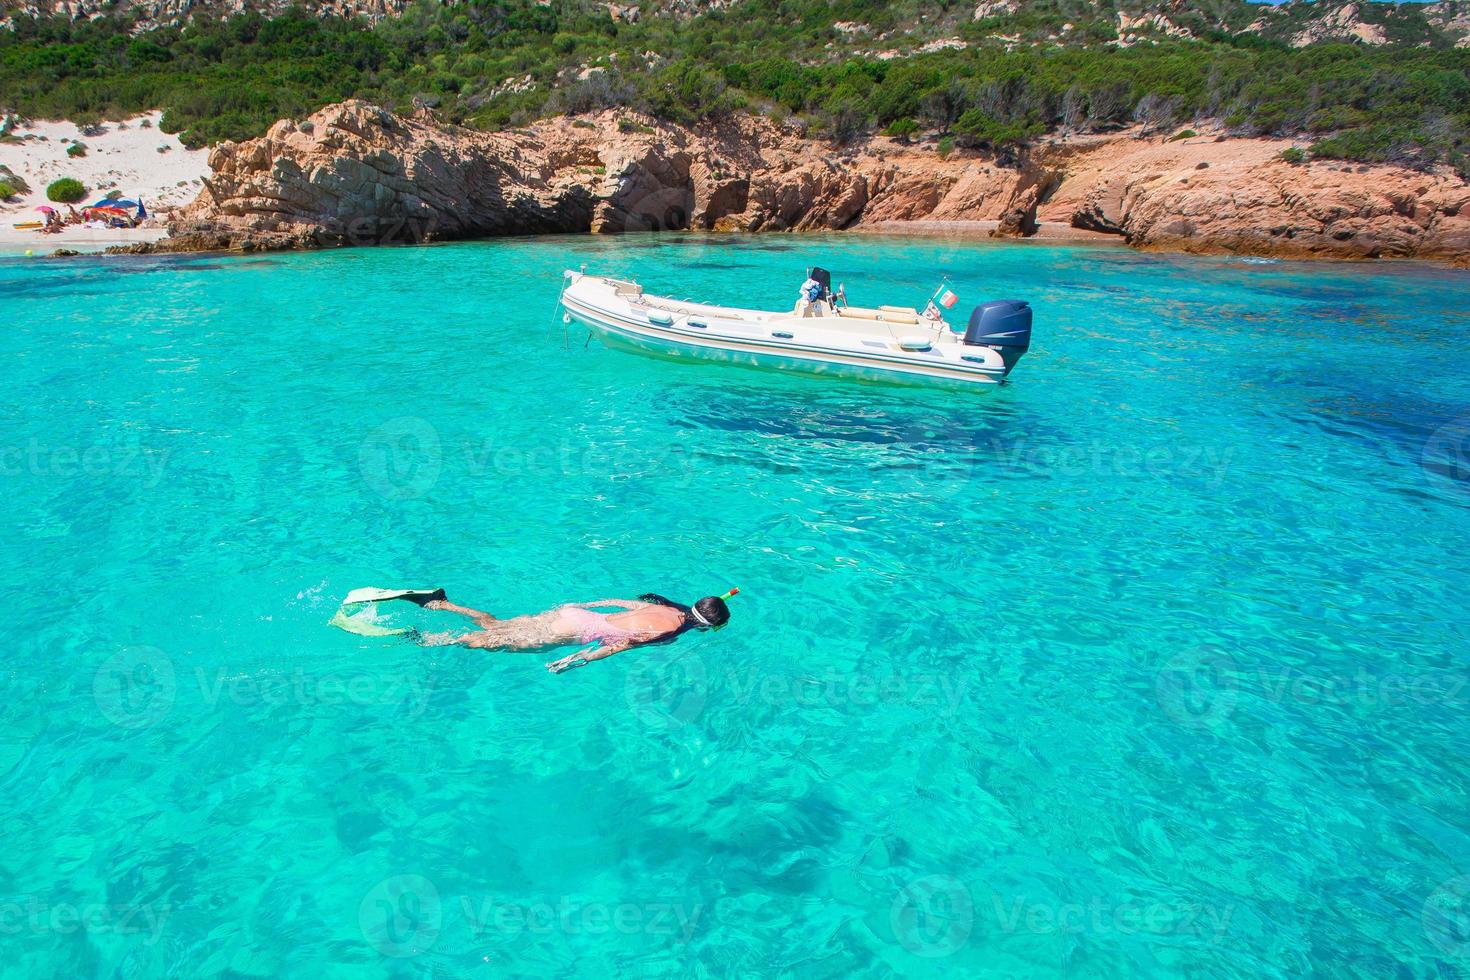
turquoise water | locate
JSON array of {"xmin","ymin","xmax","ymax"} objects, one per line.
[{"xmin": 2, "ymin": 235, "xmax": 1469, "ymax": 977}]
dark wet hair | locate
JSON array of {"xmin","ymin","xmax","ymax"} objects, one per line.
[
  {"xmin": 639, "ymin": 593, "xmax": 687, "ymax": 612},
  {"xmin": 638, "ymin": 593, "xmax": 731, "ymax": 633},
  {"xmin": 691, "ymin": 596, "xmax": 730, "ymax": 629}
]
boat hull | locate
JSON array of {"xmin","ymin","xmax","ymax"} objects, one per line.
[{"xmin": 560, "ymin": 273, "xmax": 1013, "ymax": 388}]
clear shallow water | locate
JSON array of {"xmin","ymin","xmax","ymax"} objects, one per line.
[{"xmin": 1, "ymin": 235, "xmax": 1468, "ymax": 978}]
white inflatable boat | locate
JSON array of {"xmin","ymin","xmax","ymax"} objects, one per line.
[{"xmin": 558, "ymin": 267, "xmax": 1033, "ymax": 387}]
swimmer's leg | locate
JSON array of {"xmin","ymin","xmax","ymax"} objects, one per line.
[
  {"xmin": 416, "ymin": 629, "xmax": 543, "ymax": 651},
  {"xmin": 419, "ymin": 598, "xmax": 498, "ymax": 628},
  {"xmin": 419, "ymin": 611, "xmax": 575, "ymax": 651}
]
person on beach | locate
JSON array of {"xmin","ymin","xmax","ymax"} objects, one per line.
[{"xmin": 405, "ymin": 589, "xmax": 736, "ymax": 673}]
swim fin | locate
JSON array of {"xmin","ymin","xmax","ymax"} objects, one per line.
[
  {"xmin": 342, "ymin": 587, "xmax": 445, "ymax": 606},
  {"xmin": 328, "ymin": 608, "xmax": 414, "ymax": 637}
]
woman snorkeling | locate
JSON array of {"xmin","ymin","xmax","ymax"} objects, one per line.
[{"xmin": 400, "ymin": 588, "xmax": 736, "ymax": 673}]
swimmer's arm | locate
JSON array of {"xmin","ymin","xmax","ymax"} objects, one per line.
[
  {"xmin": 584, "ymin": 640, "xmax": 633, "ymax": 662},
  {"xmin": 546, "ymin": 640, "xmax": 633, "ymax": 674}
]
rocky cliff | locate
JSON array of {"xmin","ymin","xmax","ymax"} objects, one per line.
[{"xmin": 149, "ymin": 101, "xmax": 1469, "ymax": 264}]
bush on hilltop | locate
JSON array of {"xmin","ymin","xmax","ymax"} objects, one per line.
[{"xmin": 0, "ymin": 0, "xmax": 1464, "ymax": 170}]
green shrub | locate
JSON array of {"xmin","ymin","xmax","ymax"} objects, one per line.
[
  {"xmin": 937, "ymin": 136, "xmax": 955, "ymax": 160},
  {"xmin": 0, "ymin": 0, "xmax": 1464, "ymax": 168},
  {"xmin": 67, "ymin": 142, "xmax": 87, "ymax": 157},
  {"xmin": 1169, "ymin": 129, "xmax": 1197, "ymax": 142},
  {"xmin": 883, "ymin": 118, "xmax": 919, "ymax": 140},
  {"xmin": 0, "ymin": 166, "xmax": 29, "ymax": 195},
  {"xmin": 953, "ymin": 109, "xmax": 1043, "ymax": 152},
  {"xmin": 0, "ymin": 181, "xmax": 16, "ymax": 200},
  {"xmin": 46, "ymin": 177, "xmax": 87, "ymax": 203},
  {"xmin": 1279, "ymin": 146, "xmax": 1307, "ymax": 165}
]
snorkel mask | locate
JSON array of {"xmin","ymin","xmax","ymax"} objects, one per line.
[{"xmin": 689, "ymin": 587, "xmax": 740, "ymax": 631}]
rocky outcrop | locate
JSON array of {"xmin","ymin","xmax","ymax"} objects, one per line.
[
  {"xmin": 170, "ymin": 103, "xmax": 600, "ymax": 247},
  {"xmin": 1287, "ymin": 2, "xmax": 1387, "ymax": 47},
  {"xmin": 148, "ymin": 101, "xmax": 1470, "ymax": 265},
  {"xmin": 1045, "ymin": 135, "xmax": 1470, "ymax": 262},
  {"xmin": 158, "ymin": 101, "xmax": 949, "ymax": 249}
]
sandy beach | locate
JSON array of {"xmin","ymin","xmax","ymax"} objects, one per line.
[{"xmin": 0, "ymin": 111, "xmax": 210, "ymax": 254}]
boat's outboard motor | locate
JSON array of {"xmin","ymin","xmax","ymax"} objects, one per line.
[{"xmin": 964, "ymin": 300, "xmax": 1032, "ymax": 372}]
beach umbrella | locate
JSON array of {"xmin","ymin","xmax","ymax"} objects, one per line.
[{"xmin": 34, "ymin": 205, "xmax": 56, "ymax": 213}]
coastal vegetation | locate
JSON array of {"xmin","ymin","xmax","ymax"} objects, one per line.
[
  {"xmin": 0, "ymin": 0, "xmax": 1466, "ymax": 173},
  {"xmin": 45, "ymin": 176, "xmax": 86, "ymax": 202}
]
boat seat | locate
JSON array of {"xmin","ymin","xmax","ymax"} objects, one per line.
[{"xmin": 839, "ymin": 305, "xmax": 920, "ymax": 326}]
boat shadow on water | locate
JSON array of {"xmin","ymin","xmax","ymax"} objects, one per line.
[{"xmin": 655, "ymin": 380, "xmax": 1067, "ymax": 493}]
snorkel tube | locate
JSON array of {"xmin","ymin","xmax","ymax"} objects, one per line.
[{"xmin": 713, "ymin": 587, "xmax": 739, "ymax": 631}]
